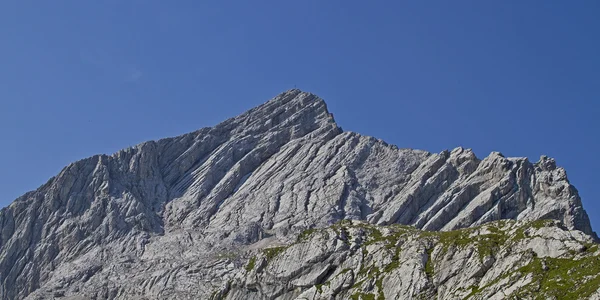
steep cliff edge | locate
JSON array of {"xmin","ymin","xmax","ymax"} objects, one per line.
[{"xmin": 0, "ymin": 89, "xmax": 596, "ymax": 299}]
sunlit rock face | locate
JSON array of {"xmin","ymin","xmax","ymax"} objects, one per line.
[
  {"xmin": 233, "ymin": 219, "xmax": 600, "ymax": 300},
  {"xmin": 0, "ymin": 89, "xmax": 596, "ymax": 299}
]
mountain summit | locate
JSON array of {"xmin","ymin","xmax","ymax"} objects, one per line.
[{"xmin": 0, "ymin": 90, "xmax": 597, "ymax": 299}]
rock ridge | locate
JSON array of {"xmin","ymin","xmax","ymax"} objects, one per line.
[{"xmin": 0, "ymin": 89, "xmax": 596, "ymax": 299}]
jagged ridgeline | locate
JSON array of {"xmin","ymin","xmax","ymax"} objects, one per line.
[{"xmin": 0, "ymin": 90, "xmax": 597, "ymax": 299}]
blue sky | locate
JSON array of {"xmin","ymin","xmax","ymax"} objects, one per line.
[{"xmin": 1, "ymin": 1, "xmax": 598, "ymax": 231}]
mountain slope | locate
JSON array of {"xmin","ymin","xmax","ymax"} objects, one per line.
[
  {"xmin": 0, "ymin": 89, "xmax": 596, "ymax": 299},
  {"xmin": 235, "ymin": 219, "xmax": 600, "ymax": 300}
]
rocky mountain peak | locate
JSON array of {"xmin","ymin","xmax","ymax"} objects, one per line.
[
  {"xmin": 215, "ymin": 89, "xmax": 338, "ymax": 138},
  {"xmin": 0, "ymin": 90, "xmax": 597, "ymax": 299}
]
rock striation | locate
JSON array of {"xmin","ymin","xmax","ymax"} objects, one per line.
[
  {"xmin": 236, "ymin": 219, "xmax": 600, "ymax": 299},
  {"xmin": 0, "ymin": 89, "xmax": 597, "ymax": 299}
]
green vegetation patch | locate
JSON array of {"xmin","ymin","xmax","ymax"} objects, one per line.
[
  {"xmin": 350, "ymin": 293, "xmax": 376, "ymax": 300},
  {"xmin": 264, "ymin": 246, "xmax": 287, "ymax": 261},
  {"xmin": 511, "ymin": 219, "xmax": 554, "ymax": 241},
  {"xmin": 375, "ymin": 276, "xmax": 385, "ymax": 300},
  {"xmin": 315, "ymin": 281, "xmax": 330, "ymax": 293},
  {"xmin": 245, "ymin": 256, "xmax": 256, "ymax": 272},
  {"xmin": 297, "ymin": 228, "xmax": 317, "ymax": 241},
  {"xmin": 463, "ymin": 246, "xmax": 600, "ymax": 299},
  {"xmin": 383, "ymin": 253, "xmax": 400, "ymax": 273},
  {"xmin": 512, "ymin": 255, "xmax": 600, "ymax": 299},
  {"xmin": 420, "ymin": 222, "xmax": 511, "ymax": 262},
  {"xmin": 424, "ymin": 247, "xmax": 434, "ymax": 278}
]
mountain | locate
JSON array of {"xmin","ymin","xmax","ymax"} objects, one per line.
[{"xmin": 0, "ymin": 89, "xmax": 597, "ymax": 299}]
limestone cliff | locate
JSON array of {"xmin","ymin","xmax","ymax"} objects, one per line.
[{"xmin": 0, "ymin": 90, "xmax": 596, "ymax": 299}]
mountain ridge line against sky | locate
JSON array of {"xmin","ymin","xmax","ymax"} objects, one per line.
[{"xmin": 1, "ymin": 1, "xmax": 598, "ymax": 231}]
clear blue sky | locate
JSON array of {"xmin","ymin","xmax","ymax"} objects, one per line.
[{"xmin": 1, "ymin": 1, "xmax": 598, "ymax": 231}]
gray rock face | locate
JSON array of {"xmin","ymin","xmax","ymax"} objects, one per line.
[
  {"xmin": 0, "ymin": 89, "xmax": 596, "ymax": 299},
  {"xmin": 236, "ymin": 219, "xmax": 600, "ymax": 299}
]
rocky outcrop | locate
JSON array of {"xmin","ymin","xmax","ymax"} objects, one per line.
[
  {"xmin": 0, "ymin": 89, "xmax": 596, "ymax": 299},
  {"xmin": 234, "ymin": 219, "xmax": 600, "ymax": 299}
]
